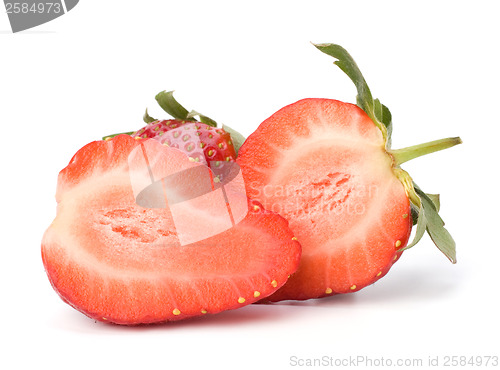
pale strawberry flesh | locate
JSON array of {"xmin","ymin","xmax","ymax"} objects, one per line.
[{"xmin": 42, "ymin": 135, "xmax": 300, "ymax": 324}]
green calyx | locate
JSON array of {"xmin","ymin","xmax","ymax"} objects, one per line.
[
  {"xmin": 314, "ymin": 42, "xmax": 461, "ymax": 264},
  {"xmin": 102, "ymin": 91, "xmax": 246, "ymax": 154},
  {"xmin": 153, "ymin": 90, "xmax": 218, "ymax": 127},
  {"xmin": 313, "ymin": 43, "xmax": 392, "ymax": 144},
  {"xmin": 102, "ymin": 131, "xmax": 135, "ymax": 140},
  {"xmin": 152, "ymin": 91, "xmax": 245, "ymax": 155}
]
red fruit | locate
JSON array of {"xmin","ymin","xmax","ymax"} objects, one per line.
[
  {"xmin": 131, "ymin": 119, "xmax": 189, "ymax": 139},
  {"xmin": 42, "ymin": 135, "xmax": 300, "ymax": 324},
  {"xmin": 104, "ymin": 91, "xmax": 242, "ymax": 175},
  {"xmin": 237, "ymin": 44, "xmax": 460, "ymax": 301},
  {"xmin": 238, "ymin": 99, "xmax": 409, "ymax": 299},
  {"xmin": 132, "ymin": 121, "xmax": 237, "ymax": 169}
]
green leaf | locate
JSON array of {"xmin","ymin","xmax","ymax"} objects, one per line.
[
  {"xmin": 154, "ymin": 91, "xmax": 219, "ymax": 127},
  {"xmin": 396, "ymin": 180, "xmax": 456, "ymax": 263},
  {"xmin": 143, "ymin": 109, "xmax": 157, "ymax": 124},
  {"xmin": 313, "ymin": 43, "xmax": 388, "ymax": 140},
  {"xmin": 102, "ymin": 131, "xmax": 135, "ymax": 140},
  {"xmin": 313, "ymin": 43, "xmax": 374, "ymax": 115},
  {"xmin": 197, "ymin": 114, "xmax": 217, "ymax": 127},
  {"xmin": 155, "ymin": 90, "xmax": 191, "ymax": 121},
  {"xmin": 373, "ymin": 99, "xmax": 393, "ymax": 147},
  {"xmin": 222, "ymin": 124, "xmax": 246, "ymax": 155},
  {"xmin": 425, "ymin": 193, "xmax": 441, "ymax": 212},
  {"xmin": 410, "ymin": 203, "xmax": 419, "ymax": 226},
  {"xmin": 402, "ymin": 200, "xmax": 427, "ymax": 250},
  {"xmin": 415, "ymin": 187, "xmax": 457, "ymax": 263},
  {"xmin": 187, "ymin": 110, "xmax": 217, "ymax": 127}
]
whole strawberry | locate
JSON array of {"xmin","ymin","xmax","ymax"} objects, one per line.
[
  {"xmin": 105, "ymin": 91, "xmax": 244, "ymax": 173},
  {"xmin": 131, "ymin": 119, "xmax": 187, "ymax": 140},
  {"xmin": 133, "ymin": 121, "xmax": 236, "ymax": 166}
]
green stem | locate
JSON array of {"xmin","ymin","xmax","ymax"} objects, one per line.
[{"xmin": 391, "ymin": 137, "xmax": 462, "ymax": 166}]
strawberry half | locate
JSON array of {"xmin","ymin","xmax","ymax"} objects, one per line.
[
  {"xmin": 237, "ymin": 43, "xmax": 461, "ymax": 301},
  {"xmin": 42, "ymin": 135, "xmax": 301, "ymax": 324}
]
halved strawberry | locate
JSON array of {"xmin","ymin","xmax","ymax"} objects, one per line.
[
  {"xmin": 237, "ymin": 44, "xmax": 460, "ymax": 301},
  {"xmin": 42, "ymin": 135, "xmax": 300, "ymax": 324}
]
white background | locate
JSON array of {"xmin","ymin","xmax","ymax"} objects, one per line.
[{"xmin": 1, "ymin": 1, "xmax": 499, "ymax": 369}]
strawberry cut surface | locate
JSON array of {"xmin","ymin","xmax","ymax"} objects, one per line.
[
  {"xmin": 237, "ymin": 99, "xmax": 412, "ymax": 301},
  {"xmin": 42, "ymin": 135, "xmax": 300, "ymax": 324}
]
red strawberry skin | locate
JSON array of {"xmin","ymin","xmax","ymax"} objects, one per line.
[
  {"xmin": 42, "ymin": 135, "xmax": 300, "ymax": 324},
  {"xmin": 131, "ymin": 120, "xmax": 236, "ymax": 167},
  {"xmin": 132, "ymin": 119, "xmax": 187, "ymax": 139},
  {"xmin": 237, "ymin": 98, "xmax": 412, "ymax": 301}
]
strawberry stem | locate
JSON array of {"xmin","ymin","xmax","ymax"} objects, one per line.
[{"xmin": 391, "ymin": 137, "xmax": 462, "ymax": 166}]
